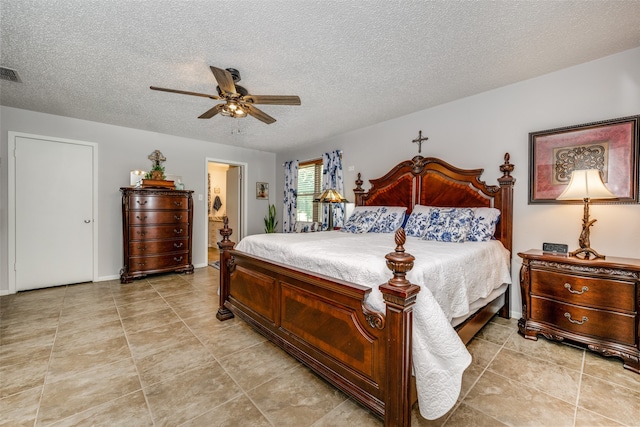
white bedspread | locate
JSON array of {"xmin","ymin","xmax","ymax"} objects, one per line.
[{"xmin": 235, "ymin": 231, "xmax": 511, "ymax": 419}]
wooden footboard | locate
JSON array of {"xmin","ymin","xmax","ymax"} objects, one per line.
[{"xmin": 218, "ymin": 225, "xmax": 419, "ymax": 426}]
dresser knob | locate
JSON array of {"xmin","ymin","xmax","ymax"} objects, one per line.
[
  {"xmin": 137, "ymin": 231, "xmax": 147, "ymax": 236},
  {"xmin": 136, "ymin": 215, "xmax": 147, "ymax": 220},
  {"xmin": 136, "ymin": 200, "xmax": 148, "ymax": 205},
  {"xmin": 564, "ymin": 283, "xmax": 588, "ymax": 295},
  {"xmin": 137, "ymin": 262, "xmax": 146, "ymax": 266},
  {"xmin": 137, "ymin": 246, "xmax": 147, "ymax": 251},
  {"xmin": 174, "ymin": 201, "xmax": 183, "ymax": 207},
  {"xmin": 174, "ymin": 215, "xmax": 182, "ymax": 220},
  {"xmin": 174, "ymin": 256, "xmax": 183, "ymax": 262},
  {"xmin": 564, "ymin": 312, "xmax": 588, "ymax": 325},
  {"xmin": 174, "ymin": 243, "xmax": 183, "ymax": 248},
  {"xmin": 174, "ymin": 228, "xmax": 183, "ymax": 234}
]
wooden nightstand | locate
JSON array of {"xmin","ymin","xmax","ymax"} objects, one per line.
[{"xmin": 518, "ymin": 250, "xmax": 640, "ymax": 373}]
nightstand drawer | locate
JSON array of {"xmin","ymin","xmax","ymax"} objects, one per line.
[
  {"xmin": 531, "ymin": 296, "xmax": 636, "ymax": 346},
  {"xmin": 531, "ymin": 270, "xmax": 635, "ymax": 313}
]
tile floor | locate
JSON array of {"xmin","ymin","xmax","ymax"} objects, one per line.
[{"xmin": 1, "ymin": 267, "xmax": 639, "ymax": 426}]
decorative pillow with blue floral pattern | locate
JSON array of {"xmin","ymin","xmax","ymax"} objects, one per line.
[
  {"xmin": 467, "ymin": 208, "xmax": 500, "ymax": 241},
  {"xmin": 341, "ymin": 207, "xmax": 382, "ymax": 233},
  {"xmin": 369, "ymin": 207, "xmax": 407, "ymax": 233},
  {"xmin": 403, "ymin": 205, "xmax": 433, "ymax": 238},
  {"xmin": 423, "ymin": 207, "xmax": 474, "ymax": 243}
]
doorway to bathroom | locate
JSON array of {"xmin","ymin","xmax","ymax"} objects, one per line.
[{"xmin": 206, "ymin": 160, "xmax": 244, "ymax": 265}]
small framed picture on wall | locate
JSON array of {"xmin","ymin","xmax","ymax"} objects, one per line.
[{"xmin": 256, "ymin": 182, "xmax": 269, "ymax": 200}]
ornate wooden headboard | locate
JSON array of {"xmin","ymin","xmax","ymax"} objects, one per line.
[{"xmin": 353, "ymin": 153, "xmax": 515, "ymax": 255}]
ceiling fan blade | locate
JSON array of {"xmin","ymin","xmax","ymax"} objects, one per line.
[
  {"xmin": 245, "ymin": 104, "xmax": 276, "ymax": 124},
  {"xmin": 198, "ymin": 104, "xmax": 222, "ymax": 119},
  {"xmin": 244, "ymin": 95, "xmax": 301, "ymax": 105},
  {"xmin": 210, "ymin": 66, "xmax": 237, "ymax": 95},
  {"xmin": 150, "ymin": 86, "xmax": 220, "ymax": 100}
]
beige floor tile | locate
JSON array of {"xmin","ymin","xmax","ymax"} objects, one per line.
[
  {"xmin": 583, "ymin": 351, "xmax": 640, "ymax": 391},
  {"xmin": 47, "ymin": 335, "xmax": 131, "ymax": 383},
  {"xmin": 466, "ymin": 337, "xmax": 501, "ymax": 369},
  {"xmin": 0, "ymin": 386, "xmax": 42, "ymax": 427},
  {"xmin": 458, "ymin": 363, "xmax": 484, "ymax": 401},
  {"xmin": 201, "ymin": 321, "xmax": 267, "ymax": 359},
  {"xmin": 463, "ymin": 370, "xmax": 575, "ymax": 426},
  {"xmin": 0, "ymin": 320, "xmax": 57, "ymax": 347},
  {"xmin": 0, "ymin": 356, "xmax": 49, "ymax": 398},
  {"xmin": 248, "ymin": 364, "xmax": 347, "ymax": 427},
  {"xmin": 53, "ymin": 319, "xmax": 125, "ymax": 351},
  {"xmin": 136, "ymin": 335, "xmax": 215, "ymax": 388},
  {"xmin": 126, "ymin": 320, "xmax": 197, "ymax": 359},
  {"xmin": 487, "ymin": 347, "xmax": 581, "ymax": 403},
  {"xmin": 166, "ymin": 298, "xmax": 220, "ymax": 320},
  {"xmin": 313, "ymin": 398, "xmax": 382, "ymax": 427},
  {"xmin": 578, "ymin": 374, "xmax": 640, "ymax": 426},
  {"xmin": 443, "ymin": 402, "xmax": 507, "ymax": 427},
  {"xmin": 182, "ymin": 394, "xmax": 271, "ymax": 427},
  {"xmin": 0, "ymin": 336, "xmax": 53, "ymax": 367},
  {"xmin": 219, "ymin": 340, "xmax": 299, "ymax": 390},
  {"xmin": 504, "ymin": 333, "xmax": 585, "ymax": 371},
  {"xmin": 57, "ymin": 304, "xmax": 121, "ymax": 333},
  {"xmin": 149, "ymin": 279, "xmax": 197, "ymax": 298},
  {"xmin": 145, "ymin": 361, "xmax": 242, "ymax": 426},
  {"xmin": 473, "ymin": 321, "xmax": 514, "ymax": 346},
  {"xmin": 120, "ymin": 306, "xmax": 182, "ymax": 335},
  {"xmin": 574, "ymin": 407, "xmax": 624, "ymax": 427},
  {"xmin": 116, "ymin": 296, "xmax": 170, "ymax": 319},
  {"xmin": 0, "ymin": 305, "xmax": 62, "ymax": 327},
  {"xmin": 47, "ymin": 390, "xmax": 153, "ymax": 427},
  {"xmin": 182, "ymin": 311, "xmax": 240, "ymax": 338},
  {"xmin": 36, "ymin": 358, "xmax": 141, "ymax": 426}
]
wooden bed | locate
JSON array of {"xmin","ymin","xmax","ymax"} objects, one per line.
[{"xmin": 216, "ymin": 153, "xmax": 515, "ymax": 426}]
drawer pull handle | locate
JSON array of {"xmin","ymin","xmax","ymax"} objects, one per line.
[
  {"xmin": 137, "ymin": 231, "xmax": 147, "ymax": 236},
  {"xmin": 174, "ymin": 243, "xmax": 183, "ymax": 248},
  {"xmin": 136, "ymin": 215, "xmax": 147, "ymax": 220},
  {"xmin": 174, "ymin": 256, "xmax": 183, "ymax": 262},
  {"xmin": 136, "ymin": 200, "xmax": 148, "ymax": 205},
  {"xmin": 174, "ymin": 228, "xmax": 183, "ymax": 234},
  {"xmin": 564, "ymin": 283, "xmax": 588, "ymax": 295},
  {"xmin": 137, "ymin": 262, "xmax": 146, "ymax": 266},
  {"xmin": 564, "ymin": 312, "xmax": 588, "ymax": 325},
  {"xmin": 137, "ymin": 246, "xmax": 147, "ymax": 251},
  {"xmin": 174, "ymin": 201, "xmax": 183, "ymax": 207},
  {"xmin": 174, "ymin": 215, "xmax": 182, "ymax": 220}
]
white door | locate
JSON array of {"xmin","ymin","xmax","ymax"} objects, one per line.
[
  {"xmin": 15, "ymin": 136, "xmax": 94, "ymax": 291},
  {"xmin": 226, "ymin": 166, "xmax": 242, "ymax": 240}
]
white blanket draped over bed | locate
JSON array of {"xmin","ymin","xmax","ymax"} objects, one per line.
[{"xmin": 235, "ymin": 231, "xmax": 511, "ymax": 419}]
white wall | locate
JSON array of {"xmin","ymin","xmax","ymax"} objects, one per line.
[
  {"xmin": 0, "ymin": 107, "xmax": 276, "ymax": 293},
  {"xmin": 276, "ymin": 47, "xmax": 640, "ymax": 318}
]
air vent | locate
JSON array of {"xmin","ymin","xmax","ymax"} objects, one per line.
[{"xmin": 0, "ymin": 67, "xmax": 22, "ymax": 83}]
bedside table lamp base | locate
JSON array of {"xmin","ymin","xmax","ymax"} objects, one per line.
[{"xmin": 569, "ymin": 198, "xmax": 605, "ymax": 260}]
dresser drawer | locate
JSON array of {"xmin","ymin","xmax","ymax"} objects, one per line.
[
  {"xmin": 128, "ymin": 253, "xmax": 189, "ymax": 273},
  {"xmin": 129, "ymin": 239, "xmax": 189, "ymax": 256},
  {"xmin": 129, "ymin": 195, "xmax": 189, "ymax": 211},
  {"xmin": 129, "ymin": 211, "xmax": 188, "ymax": 225},
  {"xmin": 129, "ymin": 225, "xmax": 189, "ymax": 240},
  {"xmin": 531, "ymin": 270, "xmax": 635, "ymax": 313},
  {"xmin": 530, "ymin": 296, "xmax": 636, "ymax": 346}
]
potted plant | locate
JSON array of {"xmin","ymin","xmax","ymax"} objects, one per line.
[
  {"xmin": 264, "ymin": 204, "xmax": 278, "ymax": 233},
  {"xmin": 145, "ymin": 163, "xmax": 165, "ymax": 180}
]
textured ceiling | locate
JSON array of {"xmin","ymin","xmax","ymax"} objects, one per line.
[{"xmin": 1, "ymin": 1, "xmax": 639, "ymax": 153}]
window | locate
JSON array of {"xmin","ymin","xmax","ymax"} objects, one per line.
[{"xmin": 297, "ymin": 159, "xmax": 322, "ymax": 222}]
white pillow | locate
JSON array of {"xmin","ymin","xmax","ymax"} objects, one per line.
[
  {"xmin": 467, "ymin": 207, "xmax": 501, "ymax": 241},
  {"xmin": 403, "ymin": 205, "xmax": 432, "ymax": 238},
  {"xmin": 341, "ymin": 207, "xmax": 382, "ymax": 233},
  {"xmin": 369, "ymin": 206, "xmax": 407, "ymax": 233}
]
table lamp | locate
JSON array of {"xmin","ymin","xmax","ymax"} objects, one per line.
[
  {"xmin": 556, "ymin": 169, "xmax": 616, "ymax": 259},
  {"xmin": 314, "ymin": 188, "xmax": 348, "ymax": 230}
]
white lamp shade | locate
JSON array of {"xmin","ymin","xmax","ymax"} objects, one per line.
[{"xmin": 556, "ymin": 169, "xmax": 616, "ymax": 200}]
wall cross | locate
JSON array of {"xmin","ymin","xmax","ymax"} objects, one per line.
[{"xmin": 412, "ymin": 130, "xmax": 428, "ymax": 154}]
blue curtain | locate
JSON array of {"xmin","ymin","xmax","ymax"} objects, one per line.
[
  {"xmin": 283, "ymin": 160, "xmax": 298, "ymax": 233},
  {"xmin": 321, "ymin": 150, "xmax": 345, "ymax": 230}
]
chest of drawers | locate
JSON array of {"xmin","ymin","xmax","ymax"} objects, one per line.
[
  {"xmin": 120, "ymin": 187, "xmax": 194, "ymax": 283},
  {"xmin": 518, "ymin": 250, "xmax": 639, "ymax": 373}
]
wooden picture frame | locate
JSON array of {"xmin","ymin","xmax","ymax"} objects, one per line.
[
  {"xmin": 529, "ymin": 115, "xmax": 639, "ymax": 204},
  {"xmin": 256, "ymin": 182, "xmax": 269, "ymax": 199}
]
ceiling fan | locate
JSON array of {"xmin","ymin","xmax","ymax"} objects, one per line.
[{"xmin": 150, "ymin": 66, "xmax": 301, "ymax": 124}]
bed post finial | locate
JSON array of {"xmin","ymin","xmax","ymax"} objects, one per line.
[{"xmin": 384, "ymin": 228, "xmax": 416, "ymax": 288}]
